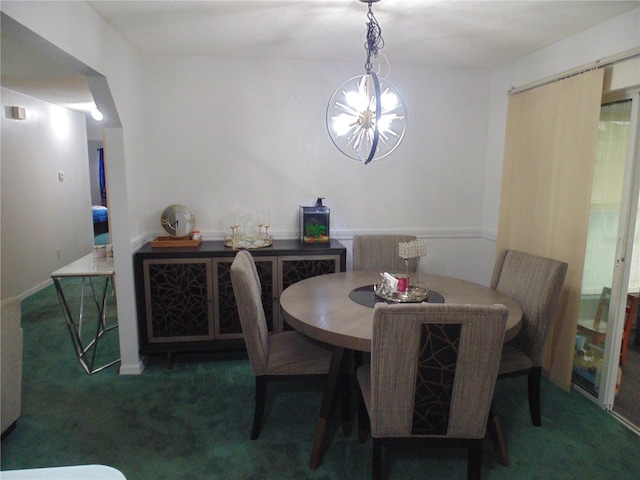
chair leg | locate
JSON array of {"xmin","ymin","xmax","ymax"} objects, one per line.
[
  {"xmin": 487, "ymin": 405, "xmax": 509, "ymax": 466},
  {"xmin": 357, "ymin": 384, "xmax": 369, "ymax": 444},
  {"xmin": 528, "ymin": 366, "xmax": 542, "ymax": 426},
  {"xmin": 341, "ymin": 360, "xmax": 352, "ymax": 437},
  {"xmin": 467, "ymin": 439, "xmax": 483, "ymax": 480},
  {"xmin": 372, "ymin": 438, "xmax": 382, "ymax": 480},
  {"xmin": 251, "ymin": 376, "xmax": 267, "ymax": 440}
]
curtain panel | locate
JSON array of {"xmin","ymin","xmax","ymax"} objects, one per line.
[{"xmin": 496, "ymin": 68, "xmax": 605, "ymax": 390}]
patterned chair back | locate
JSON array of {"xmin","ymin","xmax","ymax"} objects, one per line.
[{"xmin": 369, "ymin": 302, "xmax": 508, "ymax": 439}]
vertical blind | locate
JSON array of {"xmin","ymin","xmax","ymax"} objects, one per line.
[{"xmin": 496, "ymin": 68, "xmax": 605, "ymax": 390}]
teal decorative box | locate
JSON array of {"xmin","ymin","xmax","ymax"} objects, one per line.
[{"xmin": 299, "ymin": 198, "xmax": 330, "ymax": 244}]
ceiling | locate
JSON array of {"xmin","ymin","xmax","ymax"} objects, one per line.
[
  {"xmin": 2, "ymin": 0, "xmax": 639, "ymax": 119},
  {"xmin": 87, "ymin": 0, "xmax": 639, "ymax": 68}
]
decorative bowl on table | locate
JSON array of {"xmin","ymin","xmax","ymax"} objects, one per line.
[{"xmin": 374, "ymin": 276, "xmax": 428, "ymax": 303}]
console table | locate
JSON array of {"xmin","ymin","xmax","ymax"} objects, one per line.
[
  {"xmin": 133, "ymin": 240, "xmax": 346, "ymax": 365},
  {"xmin": 51, "ymin": 254, "xmax": 120, "ymax": 375}
]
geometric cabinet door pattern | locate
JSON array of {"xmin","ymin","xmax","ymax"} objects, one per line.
[{"xmin": 144, "ymin": 258, "xmax": 213, "ymax": 343}]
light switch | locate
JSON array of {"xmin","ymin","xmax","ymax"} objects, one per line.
[{"xmin": 10, "ymin": 106, "xmax": 26, "ymax": 120}]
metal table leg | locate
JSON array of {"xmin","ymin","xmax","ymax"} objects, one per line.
[{"xmin": 53, "ymin": 276, "xmax": 120, "ymax": 374}]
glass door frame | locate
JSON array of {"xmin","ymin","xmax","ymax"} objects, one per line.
[{"xmin": 598, "ymin": 91, "xmax": 640, "ymax": 410}]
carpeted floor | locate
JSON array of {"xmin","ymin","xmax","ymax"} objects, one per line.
[{"xmin": 2, "ymin": 281, "xmax": 640, "ymax": 480}]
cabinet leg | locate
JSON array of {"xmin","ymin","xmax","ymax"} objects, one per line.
[{"xmin": 166, "ymin": 351, "xmax": 173, "ymax": 370}]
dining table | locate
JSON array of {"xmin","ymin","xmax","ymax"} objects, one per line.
[{"xmin": 279, "ymin": 270, "xmax": 523, "ymax": 470}]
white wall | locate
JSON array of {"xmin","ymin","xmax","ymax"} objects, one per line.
[
  {"xmin": 1, "ymin": 1, "xmax": 145, "ymax": 374},
  {"xmin": 141, "ymin": 57, "xmax": 492, "ymax": 281},
  {"xmin": 1, "ymin": 89, "xmax": 94, "ymax": 298}
]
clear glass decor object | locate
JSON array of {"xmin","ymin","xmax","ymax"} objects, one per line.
[{"xmin": 224, "ymin": 224, "xmax": 272, "ymax": 250}]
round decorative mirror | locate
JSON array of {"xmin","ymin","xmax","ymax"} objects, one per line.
[{"xmin": 160, "ymin": 204, "xmax": 196, "ymax": 237}]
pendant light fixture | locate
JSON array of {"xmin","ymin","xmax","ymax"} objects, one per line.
[{"xmin": 326, "ymin": 0, "xmax": 407, "ymax": 165}]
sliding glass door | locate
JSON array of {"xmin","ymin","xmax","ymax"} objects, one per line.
[{"xmin": 573, "ymin": 94, "xmax": 640, "ymax": 416}]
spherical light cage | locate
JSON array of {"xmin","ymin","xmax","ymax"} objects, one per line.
[{"xmin": 326, "ymin": 72, "xmax": 407, "ymax": 164}]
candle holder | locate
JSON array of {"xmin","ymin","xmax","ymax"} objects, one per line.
[
  {"xmin": 374, "ymin": 240, "xmax": 429, "ymax": 303},
  {"xmin": 224, "ymin": 223, "xmax": 273, "ymax": 250},
  {"xmin": 396, "ymin": 239, "xmax": 428, "ymax": 301},
  {"xmin": 231, "ymin": 225, "xmax": 239, "ymax": 249}
]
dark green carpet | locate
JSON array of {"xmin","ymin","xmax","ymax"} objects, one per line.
[{"xmin": 2, "ymin": 281, "xmax": 639, "ymax": 479}]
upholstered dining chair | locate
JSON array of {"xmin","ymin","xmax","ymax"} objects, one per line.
[
  {"xmin": 356, "ymin": 302, "xmax": 509, "ymax": 480},
  {"xmin": 490, "ymin": 249, "xmax": 568, "ymax": 427},
  {"xmin": 352, "ymin": 234, "xmax": 418, "ymax": 273},
  {"xmin": 230, "ymin": 250, "xmax": 333, "ymax": 439}
]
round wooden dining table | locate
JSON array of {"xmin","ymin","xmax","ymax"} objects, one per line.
[
  {"xmin": 281, "ymin": 271, "xmax": 522, "ymax": 349},
  {"xmin": 279, "ymin": 270, "xmax": 523, "ymax": 470}
]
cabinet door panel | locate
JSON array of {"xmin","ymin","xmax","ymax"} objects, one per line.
[
  {"xmin": 143, "ymin": 258, "xmax": 213, "ymax": 343},
  {"xmin": 279, "ymin": 256, "xmax": 340, "ymax": 330},
  {"xmin": 214, "ymin": 257, "xmax": 277, "ymax": 338},
  {"xmin": 280, "ymin": 256, "xmax": 340, "ymax": 290}
]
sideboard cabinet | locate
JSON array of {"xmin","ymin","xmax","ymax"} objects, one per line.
[{"xmin": 133, "ymin": 240, "xmax": 346, "ymax": 362}]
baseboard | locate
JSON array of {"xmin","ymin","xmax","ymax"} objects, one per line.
[
  {"xmin": 18, "ymin": 278, "xmax": 53, "ymax": 300},
  {"xmin": 611, "ymin": 411, "xmax": 640, "ymax": 436},
  {"xmin": 118, "ymin": 357, "xmax": 146, "ymax": 375}
]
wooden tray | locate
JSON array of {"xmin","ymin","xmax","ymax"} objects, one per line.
[{"xmin": 151, "ymin": 236, "xmax": 202, "ymax": 248}]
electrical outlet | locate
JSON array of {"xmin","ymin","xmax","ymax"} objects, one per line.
[{"xmin": 56, "ymin": 248, "xmax": 61, "ymax": 259}]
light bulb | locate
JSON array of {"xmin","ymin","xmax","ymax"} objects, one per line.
[
  {"xmin": 91, "ymin": 108, "xmax": 104, "ymax": 121},
  {"xmin": 381, "ymin": 90, "xmax": 398, "ymax": 110}
]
